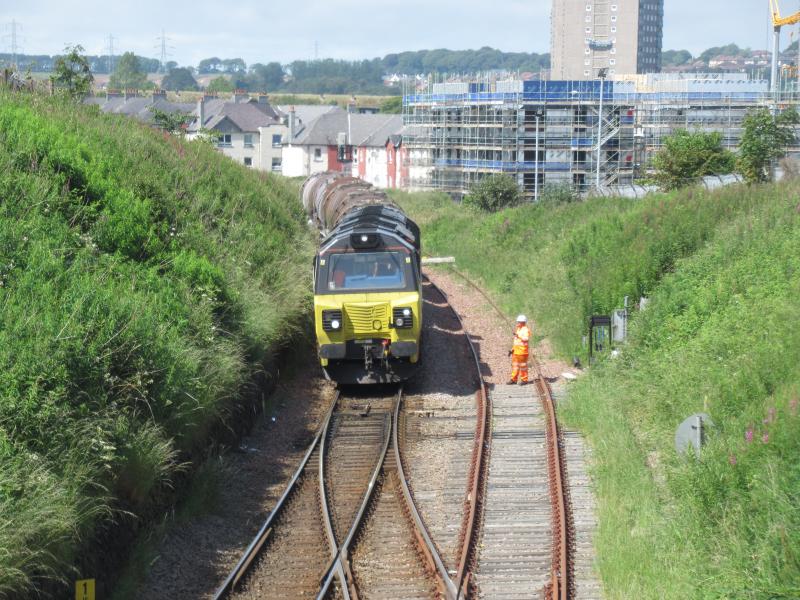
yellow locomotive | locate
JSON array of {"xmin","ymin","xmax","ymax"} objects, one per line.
[{"xmin": 303, "ymin": 173, "xmax": 423, "ymax": 384}]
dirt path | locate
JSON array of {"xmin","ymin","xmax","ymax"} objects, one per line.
[{"xmin": 424, "ymin": 268, "xmax": 577, "ymax": 384}]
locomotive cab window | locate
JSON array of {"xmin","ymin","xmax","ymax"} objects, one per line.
[{"xmin": 320, "ymin": 251, "xmax": 413, "ymax": 293}]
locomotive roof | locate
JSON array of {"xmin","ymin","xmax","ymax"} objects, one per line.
[{"xmin": 321, "ymin": 204, "xmax": 420, "ymax": 253}]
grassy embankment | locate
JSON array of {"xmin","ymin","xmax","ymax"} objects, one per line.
[
  {"xmin": 0, "ymin": 91, "xmax": 313, "ymax": 597},
  {"xmin": 394, "ymin": 186, "xmax": 800, "ymax": 598}
]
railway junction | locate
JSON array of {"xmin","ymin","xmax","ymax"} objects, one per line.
[{"xmin": 134, "ymin": 269, "xmax": 597, "ymax": 599}]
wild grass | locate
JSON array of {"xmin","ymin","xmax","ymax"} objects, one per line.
[
  {"xmin": 397, "ymin": 183, "xmax": 800, "ymax": 598},
  {"xmin": 0, "ymin": 91, "xmax": 313, "ymax": 596}
]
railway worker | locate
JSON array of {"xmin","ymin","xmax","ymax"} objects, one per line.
[{"xmin": 508, "ymin": 315, "xmax": 531, "ymax": 385}]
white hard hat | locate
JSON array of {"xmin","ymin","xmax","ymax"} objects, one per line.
[{"xmin": 516, "ymin": 314, "xmax": 527, "ymax": 323}]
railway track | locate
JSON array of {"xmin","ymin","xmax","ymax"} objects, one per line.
[
  {"xmin": 214, "ymin": 278, "xmax": 492, "ymax": 599},
  {"xmin": 434, "ymin": 267, "xmax": 575, "ymax": 600},
  {"xmin": 399, "ymin": 279, "xmax": 490, "ymax": 597}
]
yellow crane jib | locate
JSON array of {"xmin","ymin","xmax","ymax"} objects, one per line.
[
  {"xmin": 771, "ymin": 0, "xmax": 800, "ymax": 27},
  {"xmin": 769, "ymin": 0, "xmax": 800, "ymax": 93}
]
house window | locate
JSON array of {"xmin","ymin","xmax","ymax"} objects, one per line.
[
  {"xmin": 244, "ymin": 157, "xmax": 252, "ymax": 167},
  {"xmin": 314, "ymin": 148, "xmax": 323, "ymax": 161},
  {"xmin": 271, "ymin": 157, "xmax": 282, "ymax": 172},
  {"xmin": 244, "ymin": 134, "xmax": 254, "ymax": 147},
  {"xmin": 272, "ymin": 134, "xmax": 282, "ymax": 147},
  {"xmin": 217, "ymin": 133, "xmax": 232, "ymax": 147}
]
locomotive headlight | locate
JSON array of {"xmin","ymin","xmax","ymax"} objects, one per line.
[
  {"xmin": 392, "ymin": 307, "xmax": 413, "ymax": 329},
  {"xmin": 322, "ymin": 309, "xmax": 343, "ymax": 332},
  {"xmin": 361, "ymin": 234, "xmax": 369, "ymax": 242}
]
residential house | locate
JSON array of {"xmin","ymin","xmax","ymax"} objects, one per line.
[
  {"xmin": 187, "ymin": 93, "xmax": 287, "ymax": 171},
  {"xmin": 282, "ymin": 111, "xmax": 405, "ymax": 187},
  {"xmin": 353, "ymin": 115, "xmax": 403, "ymax": 188},
  {"xmin": 86, "ymin": 89, "xmax": 195, "ymax": 125}
]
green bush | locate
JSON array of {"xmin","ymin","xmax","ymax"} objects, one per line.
[
  {"xmin": 463, "ymin": 174, "xmax": 522, "ymax": 212},
  {"xmin": 648, "ymin": 129, "xmax": 735, "ymax": 191},
  {"xmin": 539, "ymin": 182, "xmax": 580, "ymax": 206},
  {"xmin": 0, "ymin": 91, "xmax": 312, "ymax": 596}
]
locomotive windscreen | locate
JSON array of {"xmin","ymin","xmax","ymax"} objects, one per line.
[{"xmin": 317, "ymin": 251, "xmax": 415, "ymax": 294}]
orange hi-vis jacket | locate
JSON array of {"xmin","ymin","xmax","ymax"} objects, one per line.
[{"xmin": 513, "ymin": 324, "xmax": 530, "ymax": 356}]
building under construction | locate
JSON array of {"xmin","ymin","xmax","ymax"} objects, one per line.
[{"xmin": 402, "ymin": 74, "xmax": 799, "ymax": 199}]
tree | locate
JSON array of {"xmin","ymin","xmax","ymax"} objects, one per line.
[
  {"xmin": 161, "ymin": 67, "xmax": 198, "ymax": 91},
  {"xmin": 463, "ymin": 174, "xmax": 522, "ymax": 212},
  {"xmin": 380, "ymin": 96, "xmax": 402, "ymax": 114},
  {"xmin": 699, "ymin": 43, "xmax": 745, "ymax": 64},
  {"xmin": 662, "ymin": 49, "xmax": 693, "ymax": 67},
  {"xmin": 649, "ymin": 130, "xmax": 735, "ymax": 190},
  {"xmin": 222, "ymin": 58, "xmax": 247, "ymax": 73},
  {"xmin": 206, "ymin": 76, "xmax": 234, "ymax": 93},
  {"xmin": 198, "ymin": 57, "xmax": 223, "ymax": 73},
  {"xmin": 737, "ymin": 107, "xmax": 800, "ymax": 184},
  {"xmin": 110, "ymin": 51, "xmax": 148, "ymax": 90},
  {"xmin": 149, "ymin": 107, "xmax": 192, "ymax": 134},
  {"xmin": 248, "ymin": 62, "xmax": 284, "ymax": 91},
  {"xmin": 51, "ymin": 44, "xmax": 93, "ymax": 98}
]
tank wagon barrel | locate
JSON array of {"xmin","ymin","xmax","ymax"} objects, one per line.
[{"xmin": 302, "ymin": 171, "xmax": 405, "ymax": 234}]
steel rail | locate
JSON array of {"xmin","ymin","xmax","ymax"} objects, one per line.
[
  {"xmin": 424, "ymin": 277, "xmax": 490, "ymax": 599},
  {"xmin": 436, "ymin": 266, "xmax": 572, "ymax": 600},
  {"xmin": 534, "ymin": 355, "xmax": 570, "ymax": 600},
  {"xmin": 392, "ymin": 392, "xmax": 459, "ymax": 600},
  {"xmin": 315, "ymin": 390, "xmax": 399, "ymax": 600},
  {"xmin": 213, "ymin": 391, "xmax": 341, "ymax": 600},
  {"xmin": 318, "ymin": 405, "xmax": 352, "ymax": 600}
]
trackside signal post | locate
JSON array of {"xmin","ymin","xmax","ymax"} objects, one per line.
[{"xmin": 588, "ymin": 314, "xmax": 612, "ymax": 362}]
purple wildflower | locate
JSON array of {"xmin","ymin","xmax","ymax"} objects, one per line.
[
  {"xmin": 728, "ymin": 454, "xmax": 737, "ymax": 466},
  {"xmin": 745, "ymin": 428, "xmax": 754, "ymax": 443},
  {"xmin": 762, "ymin": 432, "xmax": 770, "ymax": 444}
]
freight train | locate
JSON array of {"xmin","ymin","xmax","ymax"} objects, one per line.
[{"xmin": 302, "ymin": 172, "xmax": 423, "ymax": 384}]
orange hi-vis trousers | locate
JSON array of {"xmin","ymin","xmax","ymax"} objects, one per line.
[{"xmin": 510, "ymin": 352, "xmax": 529, "ymax": 383}]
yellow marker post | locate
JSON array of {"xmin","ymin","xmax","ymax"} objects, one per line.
[{"xmin": 75, "ymin": 579, "xmax": 95, "ymax": 600}]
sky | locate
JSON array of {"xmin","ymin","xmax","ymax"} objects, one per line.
[{"xmin": 0, "ymin": 1, "xmax": 782, "ymax": 66}]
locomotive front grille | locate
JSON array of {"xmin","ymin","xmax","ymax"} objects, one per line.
[{"xmin": 344, "ymin": 304, "xmax": 389, "ymax": 335}]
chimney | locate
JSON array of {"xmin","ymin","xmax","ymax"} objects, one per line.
[
  {"xmin": 288, "ymin": 106, "xmax": 296, "ymax": 144},
  {"xmin": 233, "ymin": 88, "xmax": 248, "ymax": 103},
  {"xmin": 257, "ymin": 93, "xmax": 268, "ymax": 105},
  {"xmin": 197, "ymin": 97, "xmax": 206, "ymax": 130}
]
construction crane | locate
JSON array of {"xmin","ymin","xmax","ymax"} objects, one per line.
[{"xmin": 769, "ymin": 0, "xmax": 800, "ymax": 92}]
